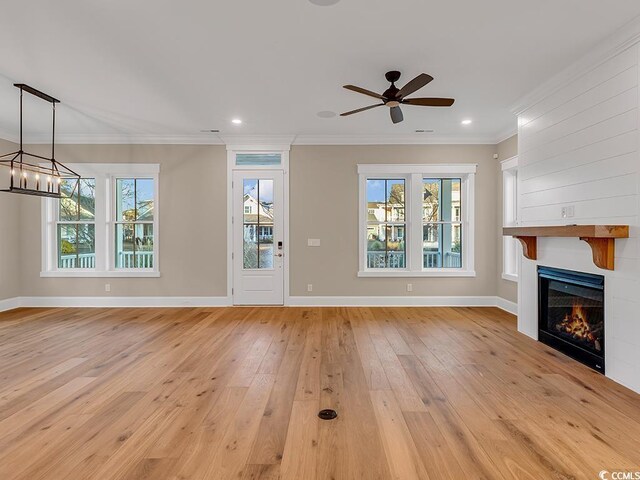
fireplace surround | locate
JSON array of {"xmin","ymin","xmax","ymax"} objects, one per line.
[{"xmin": 538, "ymin": 266, "xmax": 605, "ymax": 373}]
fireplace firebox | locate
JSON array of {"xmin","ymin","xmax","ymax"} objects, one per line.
[{"xmin": 538, "ymin": 266, "xmax": 604, "ymax": 373}]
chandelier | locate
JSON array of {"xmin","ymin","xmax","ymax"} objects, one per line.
[{"xmin": 0, "ymin": 84, "xmax": 79, "ymax": 198}]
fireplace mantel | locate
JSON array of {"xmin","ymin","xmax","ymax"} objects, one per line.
[{"xmin": 503, "ymin": 225, "xmax": 629, "ymax": 270}]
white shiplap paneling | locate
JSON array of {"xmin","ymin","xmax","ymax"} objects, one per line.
[{"xmin": 516, "ymin": 43, "xmax": 640, "ymax": 393}]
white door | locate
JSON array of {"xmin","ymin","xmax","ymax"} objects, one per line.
[{"xmin": 233, "ymin": 170, "xmax": 284, "ymax": 305}]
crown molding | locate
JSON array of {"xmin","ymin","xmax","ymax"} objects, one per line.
[
  {"xmin": 494, "ymin": 126, "xmax": 517, "ymax": 145},
  {"xmin": 291, "ymin": 134, "xmax": 498, "ymax": 145},
  {"xmin": 0, "ymin": 131, "xmax": 507, "ymax": 146},
  {"xmin": 511, "ymin": 15, "xmax": 640, "ymax": 116},
  {"xmin": 7, "ymin": 133, "xmax": 226, "ymax": 145},
  {"xmin": 0, "ymin": 128, "xmax": 19, "ymax": 144}
]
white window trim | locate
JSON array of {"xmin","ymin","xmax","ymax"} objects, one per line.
[
  {"xmin": 501, "ymin": 156, "xmax": 518, "ymax": 282},
  {"xmin": 41, "ymin": 163, "xmax": 160, "ymax": 278},
  {"xmin": 357, "ymin": 163, "xmax": 476, "ymax": 278}
]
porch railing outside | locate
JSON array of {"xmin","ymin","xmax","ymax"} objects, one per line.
[
  {"xmin": 59, "ymin": 251, "xmax": 154, "ymax": 269},
  {"xmin": 366, "ymin": 251, "xmax": 461, "ymax": 269}
]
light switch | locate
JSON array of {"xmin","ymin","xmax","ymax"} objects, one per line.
[{"xmin": 307, "ymin": 239, "xmax": 321, "ymax": 247}]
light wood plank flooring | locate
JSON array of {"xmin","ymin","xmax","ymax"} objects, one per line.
[{"xmin": 0, "ymin": 306, "xmax": 638, "ymax": 479}]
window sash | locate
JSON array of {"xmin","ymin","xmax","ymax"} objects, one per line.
[
  {"xmin": 112, "ymin": 177, "xmax": 156, "ymax": 271},
  {"xmin": 358, "ymin": 166, "xmax": 475, "ymax": 277}
]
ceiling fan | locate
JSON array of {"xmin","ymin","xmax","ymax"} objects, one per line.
[{"xmin": 341, "ymin": 71, "xmax": 454, "ymax": 124}]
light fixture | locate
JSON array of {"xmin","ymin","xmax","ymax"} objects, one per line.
[
  {"xmin": 309, "ymin": 0, "xmax": 340, "ymax": 5},
  {"xmin": 461, "ymin": 119, "xmax": 472, "ymax": 125},
  {"xmin": 231, "ymin": 118, "xmax": 243, "ymax": 125},
  {"xmin": 0, "ymin": 84, "xmax": 79, "ymax": 198}
]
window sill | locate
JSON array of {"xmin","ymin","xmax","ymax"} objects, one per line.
[
  {"xmin": 502, "ymin": 273, "xmax": 518, "ymax": 283},
  {"xmin": 40, "ymin": 271, "xmax": 161, "ymax": 278},
  {"xmin": 358, "ymin": 270, "xmax": 476, "ymax": 278}
]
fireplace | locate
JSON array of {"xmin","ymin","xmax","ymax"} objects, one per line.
[{"xmin": 538, "ymin": 266, "xmax": 605, "ymax": 373}]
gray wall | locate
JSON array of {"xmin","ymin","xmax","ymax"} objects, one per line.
[
  {"xmin": 495, "ymin": 135, "xmax": 518, "ymax": 304},
  {"xmin": 7, "ymin": 141, "xmax": 510, "ymax": 302},
  {"xmin": 18, "ymin": 144, "xmax": 228, "ymax": 297},
  {"xmin": 289, "ymin": 145, "xmax": 499, "ymax": 297},
  {"xmin": 0, "ymin": 138, "xmax": 21, "ymax": 301}
]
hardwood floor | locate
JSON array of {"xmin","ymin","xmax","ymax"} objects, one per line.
[{"xmin": 0, "ymin": 306, "xmax": 638, "ymax": 479}]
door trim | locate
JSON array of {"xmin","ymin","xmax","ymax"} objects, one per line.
[{"xmin": 226, "ymin": 145, "xmax": 290, "ymax": 306}]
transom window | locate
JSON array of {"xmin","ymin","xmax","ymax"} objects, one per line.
[
  {"xmin": 358, "ymin": 164, "xmax": 476, "ymax": 277},
  {"xmin": 42, "ymin": 164, "xmax": 159, "ymax": 277}
]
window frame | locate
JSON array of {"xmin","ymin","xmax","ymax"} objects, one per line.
[
  {"xmin": 501, "ymin": 156, "xmax": 519, "ymax": 282},
  {"xmin": 41, "ymin": 163, "xmax": 160, "ymax": 278},
  {"xmin": 358, "ymin": 164, "xmax": 476, "ymax": 278}
]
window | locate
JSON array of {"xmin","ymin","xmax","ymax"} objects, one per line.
[
  {"xmin": 114, "ymin": 178, "xmax": 155, "ymax": 269},
  {"xmin": 365, "ymin": 179, "xmax": 406, "ymax": 268},
  {"xmin": 358, "ymin": 164, "xmax": 476, "ymax": 277},
  {"xmin": 42, "ymin": 164, "xmax": 159, "ymax": 277},
  {"xmin": 502, "ymin": 156, "xmax": 518, "ymax": 282},
  {"xmin": 57, "ymin": 178, "xmax": 96, "ymax": 269},
  {"xmin": 423, "ymin": 178, "xmax": 462, "ymax": 268}
]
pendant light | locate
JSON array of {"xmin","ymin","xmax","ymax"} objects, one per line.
[{"xmin": 0, "ymin": 84, "xmax": 79, "ymax": 198}]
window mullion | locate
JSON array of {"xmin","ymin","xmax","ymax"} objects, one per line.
[{"xmin": 409, "ymin": 173, "xmax": 422, "ymax": 272}]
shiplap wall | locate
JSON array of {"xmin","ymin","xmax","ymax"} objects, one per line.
[{"xmin": 516, "ymin": 43, "xmax": 640, "ymax": 393}]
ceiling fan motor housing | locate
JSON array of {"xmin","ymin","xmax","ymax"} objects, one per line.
[{"xmin": 385, "ymin": 70, "xmax": 402, "ymax": 83}]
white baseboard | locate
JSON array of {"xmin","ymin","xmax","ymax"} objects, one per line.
[
  {"xmin": 1, "ymin": 295, "xmax": 518, "ymax": 314},
  {"xmin": 3, "ymin": 296, "xmax": 232, "ymax": 309},
  {"xmin": 495, "ymin": 297, "xmax": 518, "ymax": 315},
  {"xmin": 288, "ymin": 295, "xmax": 517, "ymax": 313},
  {"xmin": 0, "ymin": 297, "xmax": 21, "ymax": 312}
]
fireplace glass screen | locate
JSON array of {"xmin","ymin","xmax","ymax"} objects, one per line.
[{"xmin": 538, "ymin": 266, "xmax": 605, "ymax": 373}]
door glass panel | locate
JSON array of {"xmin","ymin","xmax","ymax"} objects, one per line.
[{"xmin": 243, "ymin": 178, "xmax": 275, "ymax": 269}]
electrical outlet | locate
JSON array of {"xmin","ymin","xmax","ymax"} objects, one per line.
[
  {"xmin": 307, "ymin": 284, "xmax": 313, "ymax": 292},
  {"xmin": 407, "ymin": 283, "xmax": 413, "ymax": 292},
  {"xmin": 307, "ymin": 239, "xmax": 321, "ymax": 247},
  {"xmin": 561, "ymin": 207, "xmax": 567, "ymax": 218},
  {"xmin": 105, "ymin": 283, "xmax": 111, "ymax": 292}
]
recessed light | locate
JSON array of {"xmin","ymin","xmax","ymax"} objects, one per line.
[
  {"xmin": 461, "ymin": 119, "xmax": 472, "ymax": 125},
  {"xmin": 309, "ymin": 0, "xmax": 340, "ymax": 5},
  {"xmin": 231, "ymin": 118, "xmax": 242, "ymax": 125},
  {"xmin": 317, "ymin": 111, "xmax": 337, "ymax": 118}
]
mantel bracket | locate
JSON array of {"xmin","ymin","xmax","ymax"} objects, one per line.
[{"xmin": 580, "ymin": 237, "xmax": 615, "ymax": 270}]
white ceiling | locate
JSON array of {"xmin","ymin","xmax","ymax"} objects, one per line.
[{"xmin": 1, "ymin": 0, "xmax": 639, "ymax": 144}]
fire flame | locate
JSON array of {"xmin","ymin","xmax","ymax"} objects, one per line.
[{"xmin": 556, "ymin": 301, "xmax": 601, "ymax": 351}]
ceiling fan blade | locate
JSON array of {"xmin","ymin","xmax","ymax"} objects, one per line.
[
  {"xmin": 396, "ymin": 73, "xmax": 433, "ymax": 100},
  {"xmin": 390, "ymin": 106, "xmax": 403, "ymax": 124},
  {"xmin": 343, "ymin": 85, "xmax": 386, "ymax": 100},
  {"xmin": 340, "ymin": 104, "xmax": 384, "ymax": 116},
  {"xmin": 402, "ymin": 97, "xmax": 455, "ymax": 107}
]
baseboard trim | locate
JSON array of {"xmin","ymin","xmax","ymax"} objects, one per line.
[
  {"xmin": 495, "ymin": 297, "xmax": 518, "ymax": 316},
  {"xmin": 0, "ymin": 295, "xmax": 518, "ymax": 313},
  {"xmin": 6, "ymin": 296, "xmax": 233, "ymax": 308},
  {"xmin": 288, "ymin": 295, "xmax": 517, "ymax": 312},
  {"xmin": 0, "ymin": 297, "xmax": 21, "ymax": 312}
]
